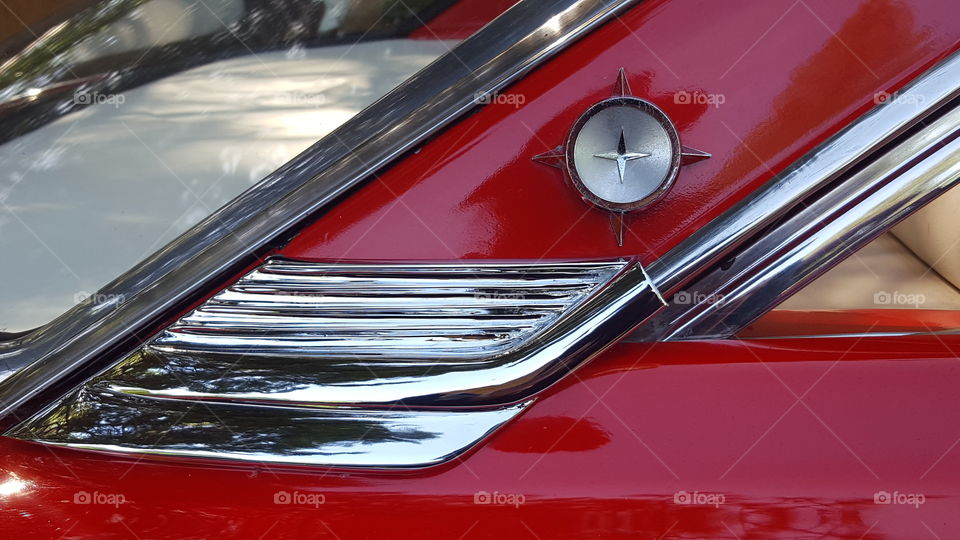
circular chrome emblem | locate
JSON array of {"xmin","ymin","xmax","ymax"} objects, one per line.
[{"xmin": 565, "ymin": 97, "xmax": 681, "ymax": 212}]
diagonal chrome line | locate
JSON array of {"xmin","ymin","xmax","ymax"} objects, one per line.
[
  {"xmin": 397, "ymin": 0, "xmax": 476, "ymax": 76},
  {"xmin": 720, "ymin": 0, "xmax": 801, "ymax": 80},
  {"xmin": 718, "ymin": 119, "xmax": 882, "ymax": 298},
  {"xmin": 797, "ymin": 0, "xmax": 880, "ymax": 80}
]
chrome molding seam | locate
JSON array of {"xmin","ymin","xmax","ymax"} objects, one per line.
[
  {"xmin": 150, "ymin": 260, "xmax": 625, "ymax": 360},
  {"xmin": 9, "ymin": 259, "xmax": 664, "ymax": 466},
  {"xmin": 8, "ymin": 388, "xmax": 530, "ymax": 468},
  {"xmin": 11, "ymin": 260, "xmax": 663, "ymax": 408},
  {"xmin": 0, "ymin": 0, "xmax": 641, "ymax": 421},
  {"xmin": 643, "ymin": 50, "xmax": 960, "ymax": 297},
  {"xmin": 644, "ymin": 101, "xmax": 960, "ymax": 340}
]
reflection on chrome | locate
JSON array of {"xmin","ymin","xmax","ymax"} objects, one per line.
[
  {"xmin": 51, "ymin": 259, "xmax": 628, "ymax": 406},
  {"xmin": 0, "ymin": 0, "xmax": 640, "ymax": 425},
  {"xmin": 9, "ymin": 388, "xmax": 529, "ymax": 467}
]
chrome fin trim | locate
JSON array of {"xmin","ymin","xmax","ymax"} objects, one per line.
[
  {"xmin": 0, "ymin": 0, "xmax": 641, "ymax": 421},
  {"xmin": 7, "ymin": 387, "xmax": 530, "ymax": 468},
  {"xmin": 644, "ymin": 99, "xmax": 960, "ymax": 340},
  {"xmin": 29, "ymin": 260, "xmax": 629, "ymax": 408}
]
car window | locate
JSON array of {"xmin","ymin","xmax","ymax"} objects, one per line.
[{"xmin": 0, "ymin": 0, "xmax": 473, "ymax": 333}]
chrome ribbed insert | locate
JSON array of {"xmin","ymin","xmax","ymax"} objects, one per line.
[
  {"xmin": 152, "ymin": 260, "xmax": 624, "ymax": 359},
  {"xmin": 10, "ymin": 258, "xmax": 634, "ymax": 467}
]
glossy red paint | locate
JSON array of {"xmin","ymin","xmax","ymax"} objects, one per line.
[
  {"xmin": 5, "ymin": 1, "xmax": 960, "ymax": 538},
  {"xmin": 284, "ymin": 0, "xmax": 960, "ymax": 264},
  {"xmin": 4, "ymin": 337, "xmax": 960, "ymax": 538},
  {"xmin": 742, "ymin": 309, "xmax": 960, "ymax": 338}
]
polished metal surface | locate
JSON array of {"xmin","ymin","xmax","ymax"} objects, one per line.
[
  {"xmin": 642, "ymin": 101, "xmax": 960, "ymax": 340},
  {"xmin": 11, "ymin": 258, "xmax": 671, "ymax": 466},
  {"xmin": 0, "ymin": 0, "xmax": 641, "ymax": 422},
  {"xmin": 642, "ymin": 50, "xmax": 960, "ymax": 298},
  {"xmin": 570, "ymin": 97, "xmax": 679, "ymax": 210},
  {"xmin": 30, "ymin": 259, "xmax": 646, "ymax": 407},
  {"xmin": 535, "ymin": 68, "xmax": 709, "ymax": 213},
  {"xmin": 7, "ymin": 387, "xmax": 530, "ymax": 468},
  {"xmin": 151, "ymin": 260, "xmax": 624, "ymax": 360}
]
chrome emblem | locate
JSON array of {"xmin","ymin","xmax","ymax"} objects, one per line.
[{"xmin": 534, "ymin": 69, "xmax": 710, "ymax": 242}]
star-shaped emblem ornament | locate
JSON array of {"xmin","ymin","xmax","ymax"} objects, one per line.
[{"xmin": 533, "ymin": 68, "xmax": 710, "ymax": 245}]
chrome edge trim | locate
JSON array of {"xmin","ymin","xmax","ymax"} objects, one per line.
[
  {"xmin": 20, "ymin": 260, "xmax": 663, "ymax": 407},
  {"xmin": 0, "ymin": 0, "xmax": 641, "ymax": 420},
  {"xmin": 150, "ymin": 260, "xmax": 624, "ymax": 360},
  {"xmin": 8, "ymin": 388, "xmax": 532, "ymax": 468},
  {"xmin": 656, "ymin": 102, "xmax": 960, "ymax": 340},
  {"xmin": 644, "ymin": 50, "xmax": 960, "ymax": 296}
]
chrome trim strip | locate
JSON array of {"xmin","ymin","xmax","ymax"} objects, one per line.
[
  {"xmin": 645, "ymin": 101, "xmax": 960, "ymax": 340},
  {"xmin": 644, "ymin": 50, "xmax": 960, "ymax": 296},
  {"xmin": 24, "ymin": 259, "xmax": 661, "ymax": 407},
  {"xmin": 0, "ymin": 0, "xmax": 640, "ymax": 420},
  {"xmin": 150, "ymin": 260, "xmax": 624, "ymax": 360},
  {"xmin": 7, "ymin": 388, "xmax": 530, "ymax": 468}
]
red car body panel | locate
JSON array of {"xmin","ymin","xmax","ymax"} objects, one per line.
[
  {"xmin": 4, "ymin": 337, "xmax": 960, "ymax": 538},
  {"xmin": 3, "ymin": 1, "xmax": 960, "ymax": 538},
  {"xmin": 284, "ymin": 0, "xmax": 959, "ymax": 264}
]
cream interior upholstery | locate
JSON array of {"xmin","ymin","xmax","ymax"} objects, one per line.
[
  {"xmin": 892, "ymin": 186, "xmax": 960, "ymax": 290},
  {"xmin": 778, "ymin": 232, "xmax": 960, "ymax": 311}
]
